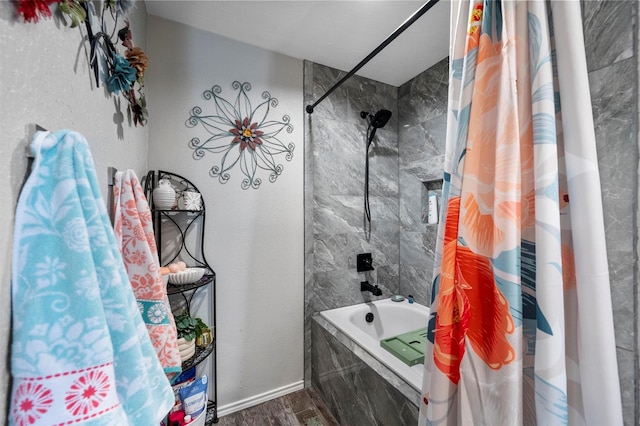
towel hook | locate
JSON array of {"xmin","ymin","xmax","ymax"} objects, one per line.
[{"xmin": 26, "ymin": 124, "xmax": 48, "ymax": 159}]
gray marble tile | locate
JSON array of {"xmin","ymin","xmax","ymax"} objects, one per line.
[
  {"xmin": 582, "ymin": 0, "xmax": 634, "ymax": 72},
  {"xmin": 589, "ymin": 59, "xmax": 635, "ymax": 158},
  {"xmin": 589, "ymin": 58, "xmax": 636, "ymax": 351},
  {"xmin": 303, "ymin": 60, "xmax": 316, "ymax": 105},
  {"xmin": 345, "ymin": 77, "xmax": 398, "ymax": 129},
  {"xmin": 312, "ymin": 62, "xmax": 398, "ymax": 129},
  {"xmin": 313, "ymin": 317, "xmax": 420, "ymax": 404},
  {"xmin": 397, "ymin": 59, "xmax": 447, "ymax": 312},
  {"xmin": 616, "ymin": 347, "xmax": 636, "ymax": 426},
  {"xmin": 312, "ymin": 270, "xmax": 388, "ymax": 312},
  {"xmin": 608, "ymin": 261, "xmax": 635, "ymax": 351},
  {"xmin": 312, "ymin": 319, "xmax": 420, "ymax": 425},
  {"xmin": 307, "ymin": 62, "xmax": 405, "ymax": 357},
  {"xmin": 376, "ymin": 263, "xmax": 401, "ymax": 297},
  {"xmin": 304, "ymin": 79, "xmax": 315, "ymax": 387},
  {"xmin": 312, "ymin": 126, "xmax": 398, "ymax": 200},
  {"xmin": 311, "ymin": 63, "xmax": 350, "ymax": 120},
  {"xmin": 399, "ymin": 264, "xmax": 432, "ymax": 307},
  {"xmin": 312, "ymin": 119, "xmax": 370, "ymax": 197},
  {"xmin": 366, "ymin": 196, "xmax": 401, "ymax": 237},
  {"xmin": 399, "ymin": 57, "xmax": 449, "ymax": 125},
  {"xmin": 399, "ymin": 171, "xmax": 423, "ymax": 229},
  {"xmin": 399, "ymin": 173, "xmax": 444, "ymax": 233},
  {"xmin": 313, "ymin": 194, "xmax": 362, "ymax": 236},
  {"xmin": 399, "ymin": 115, "xmax": 447, "ymax": 170},
  {"xmin": 369, "ymin": 154, "xmax": 400, "ymax": 199},
  {"xmin": 313, "ymin": 196, "xmax": 398, "ymax": 249},
  {"xmin": 400, "ymin": 231, "xmax": 431, "ymax": 268},
  {"xmin": 312, "ymin": 230, "xmax": 398, "ymax": 275}
]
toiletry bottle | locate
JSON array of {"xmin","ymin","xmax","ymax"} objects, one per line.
[
  {"xmin": 168, "ymin": 410, "xmax": 185, "ymax": 426},
  {"xmin": 428, "ymin": 193, "xmax": 438, "ymax": 224}
]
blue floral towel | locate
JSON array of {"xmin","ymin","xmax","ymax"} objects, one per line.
[{"xmin": 11, "ymin": 130, "xmax": 174, "ymax": 425}]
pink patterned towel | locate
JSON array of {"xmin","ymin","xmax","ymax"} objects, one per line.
[{"xmin": 113, "ymin": 170, "xmax": 182, "ymax": 377}]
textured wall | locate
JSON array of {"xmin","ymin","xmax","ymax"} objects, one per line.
[
  {"xmin": 0, "ymin": 3, "xmax": 149, "ymax": 423},
  {"xmin": 146, "ymin": 16, "xmax": 304, "ymax": 412}
]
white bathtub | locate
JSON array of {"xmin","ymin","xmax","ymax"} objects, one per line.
[{"xmin": 319, "ymin": 298, "xmax": 430, "ymax": 392}]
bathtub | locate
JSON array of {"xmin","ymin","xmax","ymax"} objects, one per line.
[{"xmin": 319, "ymin": 298, "xmax": 429, "ymax": 392}]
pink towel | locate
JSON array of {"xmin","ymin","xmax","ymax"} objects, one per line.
[{"xmin": 113, "ymin": 170, "xmax": 182, "ymax": 377}]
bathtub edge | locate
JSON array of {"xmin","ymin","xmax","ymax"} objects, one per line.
[{"xmin": 312, "ymin": 314, "xmax": 421, "ymax": 407}]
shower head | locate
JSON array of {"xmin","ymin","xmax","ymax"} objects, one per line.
[
  {"xmin": 371, "ymin": 109, "xmax": 392, "ymax": 129},
  {"xmin": 361, "ymin": 109, "xmax": 392, "ymax": 233},
  {"xmin": 360, "ymin": 109, "xmax": 392, "ymax": 129}
]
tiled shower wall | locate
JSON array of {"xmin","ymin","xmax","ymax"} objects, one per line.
[
  {"xmin": 303, "ymin": 57, "xmax": 450, "ymax": 417},
  {"xmin": 303, "ymin": 66, "xmax": 400, "ymax": 297},
  {"xmin": 582, "ymin": 1, "xmax": 638, "ymax": 424},
  {"xmin": 303, "ymin": 61, "xmax": 401, "ymax": 384},
  {"xmin": 305, "ymin": 1, "xmax": 638, "ymax": 422},
  {"xmin": 398, "ymin": 57, "xmax": 449, "ymax": 305}
]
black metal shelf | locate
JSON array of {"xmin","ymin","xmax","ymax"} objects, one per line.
[
  {"xmin": 181, "ymin": 340, "xmax": 215, "ymax": 372},
  {"xmin": 167, "ymin": 273, "xmax": 216, "ymax": 295},
  {"xmin": 143, "ymin": 170, "xmax": 218, "ymax": 425},
  {"xmin": 205, "ymin": 400, "xmax": 218, "ymax": 425},
  {"xmin": 152, "ymin": 208, "xmax": 204, "ymax": 214}
]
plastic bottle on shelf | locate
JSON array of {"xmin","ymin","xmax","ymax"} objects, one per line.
[
  {"xmin": 427, "ymin": 193, "xmax": 438, "ymax": 224},
  {"xmin": 168, "ymin": 410, "xmax": 185, "ymax": 426}
]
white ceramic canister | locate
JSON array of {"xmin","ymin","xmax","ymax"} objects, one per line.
[
  {"xmin": 153, "ymin": 179, "xmax": 176, "ymax": 210},
  {"xmin": 178, "ymin": 191, "xmax": 202, "ymax": 211}
]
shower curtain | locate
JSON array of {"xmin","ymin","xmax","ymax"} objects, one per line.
[{"xmin": 419, "ymin": 1, "xmax": 622, "ymax": 425}]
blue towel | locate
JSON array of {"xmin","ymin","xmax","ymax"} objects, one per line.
[{"xmin": 11, "ymin": 130, "xmax": 175, "ymax": 425}]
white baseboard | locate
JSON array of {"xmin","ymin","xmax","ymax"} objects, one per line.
[{"xmin": 217, "ymin": 380, "xmax": 305, "ymax": 418}]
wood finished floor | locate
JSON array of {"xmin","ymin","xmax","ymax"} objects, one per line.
[{"xmin": 215, "ymin": 388, "xmax": 339, "ymax": 426}]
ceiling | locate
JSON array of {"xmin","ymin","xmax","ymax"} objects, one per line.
[{"xmin": 145, "ymin": 0, "xmax": 450, "ymax": 87}]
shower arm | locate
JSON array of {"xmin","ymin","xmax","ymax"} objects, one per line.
[
  {"xmin": 367, "ymin": 127, "xmax": 377, "ymax": 147},
  {"xmin": 305, "ymin": 0, "xmax": 441, "ymax": 114}
]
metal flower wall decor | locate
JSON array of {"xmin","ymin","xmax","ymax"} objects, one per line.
[
  {"xmin": 15, "ymin": 0, "xmax": 148, "ymax": 126},
  {"xmin": 186, "ymin": 81, "xmax": 295, "ymax": 190}
]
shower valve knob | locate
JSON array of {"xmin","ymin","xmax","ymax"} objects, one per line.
[{"xmin": 357, "ymin": 253, "xmax": 374, "ymax": 272}]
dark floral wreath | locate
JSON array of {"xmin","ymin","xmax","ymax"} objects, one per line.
[{"xmin": 16, "ymin": 0, "xmax": 148, "ymax": 126}]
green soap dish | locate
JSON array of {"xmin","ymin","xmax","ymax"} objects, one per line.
[{"xmin": 380, "ymin": 327, "xmax": 428, "ymax": 366}]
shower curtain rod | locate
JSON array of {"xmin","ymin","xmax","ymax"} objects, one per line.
[{"xmin": 305, "ymin": 0, "xmax": 441, "ymax": 114}]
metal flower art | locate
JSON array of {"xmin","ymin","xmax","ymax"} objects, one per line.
[
  {"xmin": 186, "ymin": 81, "xmax": 295, "ymax": 189},
  {"xmin": 15, "ymin": 0, "xmax": 149, "ymax": 126}
]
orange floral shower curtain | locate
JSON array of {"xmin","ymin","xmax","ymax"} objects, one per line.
[{"xmin": 419, "ymin": 1, "xmax": 622, "ymax": 425}]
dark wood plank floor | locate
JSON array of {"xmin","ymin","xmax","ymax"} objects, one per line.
[{"xmin": 216, "ymin": 388, "xmax": 339, "ymax": 426}]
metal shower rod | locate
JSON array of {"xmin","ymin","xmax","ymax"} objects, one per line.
[{"xmin": 305, "ymin": 0, "xmax": 441, "ymax": 114}]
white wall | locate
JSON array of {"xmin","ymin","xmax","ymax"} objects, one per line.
[
  {"xmin": 145, "ymin": 15, "xmax": 304, "ymax": 413},
  {"xmin": 0, "ymin": 3, "xmax": 149, "ymax": 424}
]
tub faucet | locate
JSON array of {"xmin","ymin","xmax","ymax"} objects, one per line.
[{"xmin": 361, "ymin": 281, "xmax": 382, "ymax": 296}]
